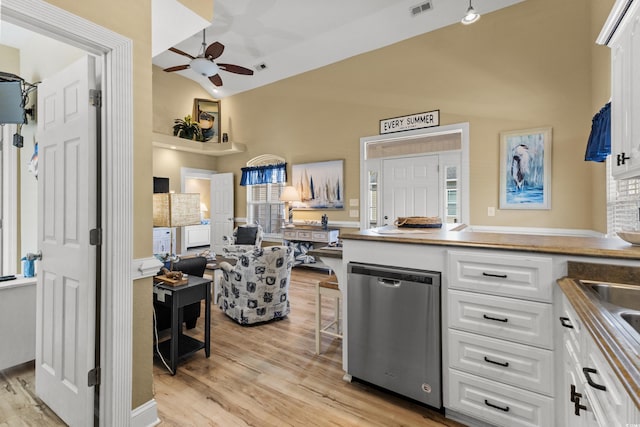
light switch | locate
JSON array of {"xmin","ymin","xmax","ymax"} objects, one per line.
[
  {"xmin": 349, "ymin": 198, "xmax": 359, "ymax": 207},
  {"xmin": 488, "ymin": 207, "xmax": 495, "ymax": 217},
  {"xmin": 349, "ymin": 209, "xmax": 359, "ymax": 218}
]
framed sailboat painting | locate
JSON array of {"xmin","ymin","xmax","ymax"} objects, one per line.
[{"xmin": 291, "ymin": 160, "xmax": 344, "ymax": 210}]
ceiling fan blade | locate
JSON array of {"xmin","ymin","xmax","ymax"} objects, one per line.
[
  {"xmin": 169, "ymin": 47, "xmax": 195, "ymax": 60},
  {"xmin": 218, "ymin": 63, "xmax": 254, "ymax": 76},
  {"xmin": 209, "ymin": 74, "xmax": 223, "ymax": 87},
  {"xmin": 163, "ymin": 64, "xmax": 190, "ymax": 72},
  {"xmin": 205, "ymin": 42, "xmax": 225, "ymax": 60}
]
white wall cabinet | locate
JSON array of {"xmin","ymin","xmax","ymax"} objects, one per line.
[
  {"xmin": 601, "ymin": 0, "xmax": 640, "ymax": 179},
  {"xmin": 446, "ymin": 250, "xmax": 555, "ymax": 427},
  {"xmin": 557, "ymin": 293, "xmax": 639, "ymax": 426}
]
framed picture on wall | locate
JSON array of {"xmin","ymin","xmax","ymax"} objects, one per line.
[
  {"xmin": 499, "ymin": 127, "xmax": 552, "ymax": 210},
  {"xmin": 193, "ymin": 98, "xmax": 220, "ymax": 143},
  {"xmin": 291, "ymin": 160, "xmax": 344, "ymax": 209}
]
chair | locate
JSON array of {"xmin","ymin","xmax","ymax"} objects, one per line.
[
  {"xmin": 218, "ymin": 246, "xmax": 294, "ymax": 325},
  {"xmin": 221, "ymin": 224, "xmax": 264, "ymax": 259},
  {"xmin": 154, "ymin": 256, "xmax": 207, "ymax": 331},
  {"xmin": 315, "ymin": 274, "xmax": 342, "ymax": 354}
]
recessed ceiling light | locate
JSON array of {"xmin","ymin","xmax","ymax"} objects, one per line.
[{"xmin": 170, "ymin": 146, "xmax": 177, "ymax": 150}]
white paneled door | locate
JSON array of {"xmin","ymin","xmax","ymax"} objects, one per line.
[
  {"xmin": 382, "ymin": 155, "xmax": 440, "ymax": 225},
  {"xmin": 36, "ymin": 56, "xmax": 97, "ymax": 427},
  {"xmin": 212, "ymin": 172, "xmax": 234, "ymax": 253}
]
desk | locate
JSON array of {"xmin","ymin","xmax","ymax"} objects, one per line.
[
  {"xmin": 283, "ymin": 226, "xmax": 339, "ymax": 266},
  {"xmin": 153, "ymin": 275, "xmax": 211, "ymax": 375}
]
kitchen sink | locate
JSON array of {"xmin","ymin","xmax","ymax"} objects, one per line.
[
  {"xmin": 579, "ymin": 280, "xmax": 640, "ymax": 343},
  {"xmin": 620, "ymin": 312, "xmax": 640, "ymax": 334}
]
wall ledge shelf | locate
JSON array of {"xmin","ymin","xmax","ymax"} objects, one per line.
[{"xmin": 152, "ymin": 132, "xmax": 246, "ymax": 156}]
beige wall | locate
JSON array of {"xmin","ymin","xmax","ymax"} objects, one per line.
[
  {"xmin": 187, "ymin": 0, "xmax": 608, "ymax": 231},
  {"xmin": 185, "ymin": 178, "xmax": 211, "ymax": 219},
  {"xmin": 47, "ymin": 0, "xmax": 155, "ymax": 409}
]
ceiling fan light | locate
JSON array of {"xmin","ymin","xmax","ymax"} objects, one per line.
[
  {"xmin": 190, "ymin": 57, "xmax": 219, "ymax": 76},
  {"xmin": 461, "ymin": 2, "xmax": 480, "ymax": 25}
]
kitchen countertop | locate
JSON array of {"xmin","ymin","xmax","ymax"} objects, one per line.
[
  {"xmin": 558, "ymin": 261, "xmax": 640, "ymax": 410},
  {"xmin": 340, "ymin": 226, "xmax": 640, "ymax": 260}
]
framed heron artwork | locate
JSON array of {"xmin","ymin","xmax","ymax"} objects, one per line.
[{"xmin": 499, "ymin": 127, "xmax": 552, "ymax": 210}]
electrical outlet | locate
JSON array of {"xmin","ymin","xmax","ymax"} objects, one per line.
[
  {"xmin": 350, "ymin": 209, "xmax": 359, "ymax": 218},
  {"xmin": 488, "ymin": 207, "xmax": 496, "ymax": 217},
  {"xmin": 349, "ymin": 198, "xmax": 359, "ymax": 207}
]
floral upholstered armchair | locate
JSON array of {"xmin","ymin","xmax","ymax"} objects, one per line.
[
  {"xmin": 218, "ymin": 246, "xmax": 294, "ymax": 325},
  {"xmin": 221, "ymin": 224, "xmax": 264, "ymax": 259}
]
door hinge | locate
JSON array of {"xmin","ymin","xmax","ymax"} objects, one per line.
[
  {"xmin": 89, "ymin": 89, "xmax": 102, "ymax": 107},
  {"xmin": 90, "ymin": 228, "xmax": 102, "ymax": 246},
  {"xmin": 88, "ymin": 367, "xmax": 100, "ymax": 387}
]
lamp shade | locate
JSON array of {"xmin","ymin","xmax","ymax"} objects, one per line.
[
  {"xmin": 200, "ymin": 202, "xmax": 209, "ymax": 212},
  {"xmin": 280, "ymin": 186, "xmax": 300, "ymax": 202},
  {"xmin": 153, "ymin": 193, "xmax": 201, "ymax": 227}
]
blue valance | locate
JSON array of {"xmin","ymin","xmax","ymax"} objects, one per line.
[
  {"xmin": 240, "ymin": 163, "xmax": 287, "ymax": 186},
  {"xmin": 584, "ymin": 102, "xmax": 611, "ymax": 162}
]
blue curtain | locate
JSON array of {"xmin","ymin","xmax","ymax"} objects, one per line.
[
  {"xmin": 240, "ymin": 163, "xmax": 287, "ymax": 186},
  {"xmin": 584, "ymin": 102, "xmax": 611, "ymax": 162}
]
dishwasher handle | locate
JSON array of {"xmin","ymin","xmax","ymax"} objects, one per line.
[{"xmin": 377, "ymin": 277, "xmax": 401, "ymax": 288}]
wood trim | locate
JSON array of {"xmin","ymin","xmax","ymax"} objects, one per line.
[{"xmin": 1, "ymin": 1, "xmax": 135, "ymax": 424}]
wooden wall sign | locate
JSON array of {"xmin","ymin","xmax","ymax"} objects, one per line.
[{"xmin": 379, "ymin": 110, "xmax": 440, "ymax": 135}]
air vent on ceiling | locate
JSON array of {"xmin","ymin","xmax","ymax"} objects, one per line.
[
  {"xmin": 410, "ymin": 1, "xmax": 433, "ymax": 17},
  {"xmin": 254, "ymin": 62, "xmax": 268, "ymax": 72}
]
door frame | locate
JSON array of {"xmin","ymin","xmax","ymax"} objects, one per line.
[
  {"xmin": 2, "ymin": 1, "xmax": 134, "ymax": 425},
  {"xmin": 180, "ymin": 167, "xmax": 216, "ymax": 252},
  {"xmin": 359, "ymin": 123, "xmax": 470, "ymax": 229},
  {"xmin": 1, "ymin": 125, "xmax": 19, "ymax": 275}
]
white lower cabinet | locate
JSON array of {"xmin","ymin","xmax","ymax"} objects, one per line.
[
  {"xmin": 447, "ymin": 250, "xmax": 554, "ymax": 426},
  {"xmin": 558, "ymin": 293, "xmax": 639, "ymax": 427},
  {"xmin": 449, "ymin": 370, "xmax": 554, "ymax": 427}
]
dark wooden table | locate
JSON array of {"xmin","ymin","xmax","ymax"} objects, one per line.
[{"xmin": 153, "ymin": 275, "xmax": 211, "ymax": 375}]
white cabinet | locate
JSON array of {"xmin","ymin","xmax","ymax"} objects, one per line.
[
  {"xmin": 601, "ymin": 0, "xmax": 640, "ymax": 179},
  {"xmin": 185, "ymin": 224, "xmax": 210, "ymax": 248},
  {"xmin": 557, "ymin": 293, "xmax": 639, "ymax": 427},
  {"xmin": 446, "ymin": 250, "xmax": 555, "ymax": 427}
]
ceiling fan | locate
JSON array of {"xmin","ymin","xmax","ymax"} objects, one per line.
[{"xmin": 163, "ymin": 29, "xmax": 254, "ymax": 87}]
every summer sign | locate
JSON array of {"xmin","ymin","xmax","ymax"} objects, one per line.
[{"xmin": 379, "ymin": 110, "xmax": 440, "ymax": 134}]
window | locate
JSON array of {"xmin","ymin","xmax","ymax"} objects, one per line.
[
  {"xmin": 246, "ymin": 183, "xmax": 285, "ymax": 235},
  {"xmin": 607, "ymin": 159, "xmax": 640, "ymax": 236}
]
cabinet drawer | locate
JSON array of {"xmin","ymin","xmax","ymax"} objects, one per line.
[
  {"xmin": 297, "ymin": 230, "xmax": 312, "ymax": 239},
  {"xmin": 448, "ymin": 329, "xmax": 554, "ymax": 396},
  {"xmin": 448, "ymin": 370, "xmax": 554, "ymax": 427},
  {"xmin": 311, "ymin": 231, "xmax": 329, "ymax": 242},
  {"xmin": 283, "ymin": 230, "xmax": 298, "ymax": 240},
  {"xmin": 448, "ymin": 250, "xmax": 553, "ymax": 302},
  {"xmin": 448, "ymin": 290, "xmax": 553, "ymax": 349}
]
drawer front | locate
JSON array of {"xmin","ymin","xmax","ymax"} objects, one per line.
[
  {"xmin": 283, "ymin": 230, "xmax": 298, "ymax": 240},
  {"xmin": 448, "ymin": 329, "xmax": 554, "ymax": 396},
  {"xmin": 448, "ymin": 250, "xmax": 553, "ymax": 302},
  {"xmin": 559, "ymin": 295, "xmax": 583, "ymax": 357},
  {"xmin": 583, "ymin": 343, "xmax": 626, "ymax": 427},
  {"xmin": 311, "ymin": 231, "xmax": 329, "ymax": 242},
  {"xmin": 297, "ymin": 231, "xmax": 312, "ymax": 239},
  {"xmin": 448, "ymin": 290, "xmax": 553, "ymax": 348},
  {"xmin": 448, "ymin": 370, "xmax": 554, "ymax": 427}
]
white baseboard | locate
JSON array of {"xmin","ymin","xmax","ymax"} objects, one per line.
[{"xmin": 131, "ymin": 399, "xmax": 160, "ymax": 427}]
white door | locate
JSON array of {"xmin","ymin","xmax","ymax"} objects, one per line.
[
  {"xmin": 212, "ymin": 172, "xmax": 234, "ymax": 253},
  {"xmin": 382, "ymin": 155, "xmax": 440, "ymax": 225},
  {"xmin": 35, "ymin": 56, "xmax": 97, "ymax": 427}
]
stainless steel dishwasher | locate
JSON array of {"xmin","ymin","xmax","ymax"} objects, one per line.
[{"xmin": 347, "ymin": 262, "xmax": 441, "ymax": 409}]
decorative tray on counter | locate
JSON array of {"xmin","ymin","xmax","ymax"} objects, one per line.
[{"xmin": 394, "ymin": 216, "xmax": 442, "ymax": 229}]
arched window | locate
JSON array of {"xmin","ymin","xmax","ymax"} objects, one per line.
[{"xmin": 244, "ymin": 155, "xmax": 287, "ymax": 236}]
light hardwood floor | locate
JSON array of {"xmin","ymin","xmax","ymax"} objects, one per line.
[{"xmin": 0, "ymin": 268, "xmax": 463, "ymax": 427}]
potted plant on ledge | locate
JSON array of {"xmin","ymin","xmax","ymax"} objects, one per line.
[{"xmin": 173, "ymin": 115, "xmax": 203, "ymax": 141}]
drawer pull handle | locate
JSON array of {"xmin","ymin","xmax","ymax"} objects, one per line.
[
  {"xmin": 484, "ymin": 399, "xmax": 509, "ymax": 412},
  {"xmin": 583, "ymin": 367, "xmax": 607, "ymax": 391},
  {"xmin": 482, "ymin": 272, "xmax": 508, "ymax": 279},
  {"xmin": 570, "ymin": 384, "xmax": 582, "ymax": 403},
  {"xmin": 484, "ymin": 356, "xmax": 509, "ymax": 367},
  {"xmin": 483, "ymin": 314, "xmax": 509, "ymax": 323},
  {"xmin": 559, "ymin": 317, "xmax": 574, "ymax": 328},
  {"xmin": 574, "ymin": 396, "xmax": 587, "ymax": 416}
]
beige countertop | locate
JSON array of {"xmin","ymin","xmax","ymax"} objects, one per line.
[{"xmin": 340, "ymin": 226, "xmax": 640, "ymax": 260}]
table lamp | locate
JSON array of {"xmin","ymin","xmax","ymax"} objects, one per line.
[
  {"xmin": 280, "ymin": 186, "xmax": 300, "ymax": 226},
  {"xmin": 153, "ymin": 193, "xmax": 201, "ymax": 266}
]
